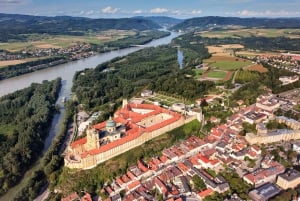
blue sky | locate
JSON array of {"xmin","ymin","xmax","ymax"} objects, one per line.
[{"xmin": 0, "ymin": 0, "xmax": 299, "ymax": 18}]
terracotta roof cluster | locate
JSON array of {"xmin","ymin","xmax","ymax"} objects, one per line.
[
  {"xmin": 243, "ymin": 161, "xmax": 285, "ymax": 186},
  {"xmin": 70, "ymin": 103, "xmax": 181, "ymax": 158}
]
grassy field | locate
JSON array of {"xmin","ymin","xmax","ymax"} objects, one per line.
[
  {"xmin": 246, "ymin": 64, "xmax": 268, "ymax": 72},
  {"xmin": 207, "ymin": 44, "xmax": 244, "ymax": 57},
  {"xmin": 199, "ymin": 28, "xmax": 300, "ymax": 39},
  {"xmin": 0, "ymin": 57, "xmax": 46, "ymax": 67},
  {"xmin": 0, "ymin": 30, "xmax": 136, "ymax": 52},
  {"xmin": 206, "ymin": 71, "xmax": 227, "ymax": 79},
  {"xmin": 204, "ymin": 56, "xmax": 252, "ymax": 70}
]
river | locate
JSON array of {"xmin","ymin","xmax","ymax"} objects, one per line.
[{"xmin": 0, "ymin": 31, "xmax": 180, "ymax": 201}]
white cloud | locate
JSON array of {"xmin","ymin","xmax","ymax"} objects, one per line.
[
  {"xmin": 86, "ymin": 10, "xmax": 94, "ymax": 15},
  {"xmin": 133, "ymin": 9, "xmax": 143, "ymax": 14},
  {"xmin": 101, "ymin": 6, "xmax": 119, "ymax": 14},
  {"xmin": 0, "ymin": 0, "xmax": 21, "ymax": 4},
  {"xmin": 237, "ymin": 9, "xmax": 300, "ymax": 17},
  {"xmin": 150, "ymin": 8, "xmax": 169, "ymax": 14},
  {"xmin": 191, "ymin": 10, "xmax": 202, "ymax": 15},
  {"xmin": 171, "ymin": 10, "xmax": 182, "ymax": 16}
]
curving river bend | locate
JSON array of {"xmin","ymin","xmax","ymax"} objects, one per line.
[{"xmin": 0, "ymin": 31, "xmax": 180, "ymax": 201}]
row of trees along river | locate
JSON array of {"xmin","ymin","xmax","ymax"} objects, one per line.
[{"xmin": 0, "ymin": 31, "xmax": 181, "ymax": 201}]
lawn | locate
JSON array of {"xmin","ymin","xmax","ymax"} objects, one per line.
[
  {"xmin": 212, "ymin": 60, "xmax": 251, "ymax": 70},
  {"xmin": 206, "ymin": 71, "xmax": 227, "ymax": 79}
]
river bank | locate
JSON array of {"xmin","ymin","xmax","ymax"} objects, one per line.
[
  {"xmin": 0, "ymin": 30, "xmax": 170, "ymax": 81},
  {"xmin": 0, "ymin": 31, "xmax": 180, "ymax": 201}
]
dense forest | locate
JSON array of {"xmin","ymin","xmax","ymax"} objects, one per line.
[
  {"xmin": 73, "ymin": 44, "xmax": 214, "ymax": 110},
  {"xmin": 0, "ymin": 78, "xmax": 61, "ymax": 195},
  {"xmin": 171, "ymin": 16, "xmax": 300, "ymax": 31},
  {"xmin": 0, "ymin": 13, "xmax": 160, "ymax": 42},
  {"xmin": 172, "ymin": 32, "xmax": 211, "ymax": 67}
]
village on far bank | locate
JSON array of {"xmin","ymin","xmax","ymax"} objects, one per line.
[{"xmin": 60, "ymin": 70, "xmax": 300, "ymax": 201}]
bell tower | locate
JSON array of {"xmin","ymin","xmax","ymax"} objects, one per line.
[{"xmin": 86, "ymin": 127, "xmax": 100, "ymax": 149}]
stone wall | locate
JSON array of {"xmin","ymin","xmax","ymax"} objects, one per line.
[{"xmin": 246, "ymin": 130, "xmax": 300, "ymax": 145}]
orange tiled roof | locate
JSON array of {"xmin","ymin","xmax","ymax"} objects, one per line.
[
  {"xmin": 70, "ymin": 138, "xmax": 87, "ymax": 149},
  {"xmin": 198, "ymin": 188, "xmax": 213, "ymax": 198},
  {"xmin": 72, "ymin": 103, "xmax": 181, "ymax": 158},
  {"xmin": 160, "ymin": 155, "xmax": 169, "ymax": 163},
  {"xmin": 127, "ymin": 180, "xmax": 140, "ymax": 191}
]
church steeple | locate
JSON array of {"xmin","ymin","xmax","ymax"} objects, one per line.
[
  {"xmin": 86, "ymin": 128, "xmax": 100, "ymax": 149},
  {"xmin": 106, "ymin": 116, "xmax": 116, "ymax": 133}
]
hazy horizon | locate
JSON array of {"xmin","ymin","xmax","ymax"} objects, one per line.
[{"xmin": 0, "ymin": 0, "xmax": 299, "ymax": 19}]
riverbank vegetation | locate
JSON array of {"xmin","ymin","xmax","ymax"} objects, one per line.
[
  {"xmin": 0, "ymin": 30, "xmax": 169, "ymax": 81},
  {"xmin": 11, "ymin": 100, "xmax": 76, "ymax": 201},
  {"xmin": 0, "ymin": 78, "xmax": 61, "ymax": 196},
  {"xmin": 73, "ymin": 44, "xmax": 214, "ymax": 111}
]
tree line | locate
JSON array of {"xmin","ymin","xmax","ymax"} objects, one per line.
[{"xmin": 0, "ymin": 78, "xmax": 61, "ymax": 196}]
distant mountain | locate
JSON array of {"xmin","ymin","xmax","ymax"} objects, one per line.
[
  {"xmin": 171, "ymin": 16, "xmax": 300, "ymax": 31},
  {"xmin": 133, "ymin": 16, "xmax": 183, "ymax": 27},
  {"xmin": 0, "ymin": 13, "xmax": 161, "ymax": 42}
]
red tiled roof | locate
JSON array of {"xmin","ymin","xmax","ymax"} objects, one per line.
[
  {"xmin": 127, "ymin": 171, "xmax": 136, "ymax": 180},
  {"xmin": 127, "ymin": 180, "xmax": 140, "ymax": 191},
  {"xmin": 198, "ymin": 154, "xmax": 210, "ymax": 164},
  {"xmin": 73, "ymin": 103, "xmax": 182, "ymax": 158},
  {"xmin": 122, "ymin": 174, "xmax": 130, "ymax": 183},
  {"xmin": 160, "ymin": 155, "xmax": 169, "ymax": 163},
  {"xmin": 137, "ymin": 160, "xmax": 148, "ymax": 172},
  {"xmin": 198, "ymin": 188, "xmax": 213, "ymax": 198},
  {"xmin": 178, "ymin": 162, "xmax": 189, "ymax": 172},
  {"xmin": 116, "ymin": 177, "xmax": 124, "ymax": 186},
  {"xmin": 70, "ymin": 138, "xmax": 87, "ymax": 149}
]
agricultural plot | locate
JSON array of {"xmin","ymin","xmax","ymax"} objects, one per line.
[
  {"xmin": 0, "ymin": 57, "xmax": 46, "ymax": 67},
  {"xmin": 204, "ymin": 56, "xmax": 252, "ymax": 70},
  {"xmin": 200, "ymin": 28, "xmax": 300, "ymax": 39},
  {"xmin": 0, "ymin": 30, "xmax": 135, "ymax": 51},
  {"xmin": 245, "ymin": 64, "xmax": 268, "ymax": 72},
  {"xmin": 206, "ymin": 71, "xmax": 227, "ymax": 79}
]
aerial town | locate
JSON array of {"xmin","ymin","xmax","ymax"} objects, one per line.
[
  {"xmin": 61, "ymin": 85, "xmax": 300, "ymax": 201},
  {"xmin": 1, "ymin": 4, "xmax": 300, "ymax": 201}
]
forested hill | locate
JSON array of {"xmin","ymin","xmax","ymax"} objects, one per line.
[
  {"xmin": 171, "ymin": 16, "xmax": 300, "ymax": 31},
  {"xmin": 133, "ymin": 16, "xmax": 183, "ymax": 27},
  {"xmin": 0, "ymin": 13, "xmax": 161, "ymax": 42}
]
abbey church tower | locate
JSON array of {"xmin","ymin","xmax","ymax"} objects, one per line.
[{"xmin": 86, "ymin": 128, "xmax": 100, "ymax": 150}]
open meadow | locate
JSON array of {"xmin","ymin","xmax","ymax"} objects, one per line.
[
  {"xmin": 0, "ymin": 57, "xmax": 46, "ymax": 67},
  {"xmin": 203, "ymin": 56, "xmax": 252, "ymax": 70},
  {"xmin": 0, "ymin": 30, "xmax": 136, "ymax": 52},
  {"xmin": 199, "ymin": 28, "xmax": 300, "ymax": 39}
]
